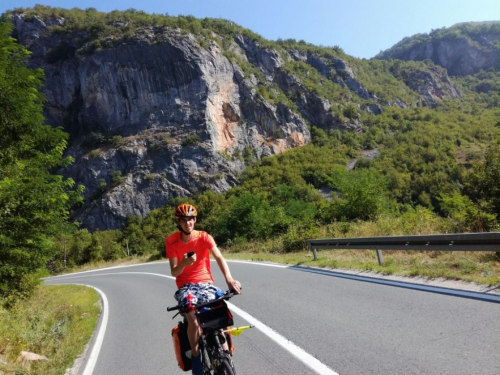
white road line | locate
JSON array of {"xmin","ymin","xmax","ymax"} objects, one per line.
[
  {"xmin": 226, "ymin": 301, "xmax": 339, "ymax": 375},
  {"xmin": 77, "ymin": 285, "xmax": 109, "ymax": 375},
  {"xmin": 47, "ymin": 270, "xmax": 338, "ymax": 375},
  {"xmin": 226, "ymin": 260, "xmax": 288, "ymax": 268},
  {"xmin": 45, "ymin": 262, "xmax": 149, "ymax": 278}
]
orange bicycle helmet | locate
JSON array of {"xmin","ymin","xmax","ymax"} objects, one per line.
[{"xmin": 175, "ymin": 203, "xmax": 198, "ymax": 219}]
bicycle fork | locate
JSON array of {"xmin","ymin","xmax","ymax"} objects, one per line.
[{"xmin": 202, "ymin": 331, "xmax": 231, "ymax": 373}]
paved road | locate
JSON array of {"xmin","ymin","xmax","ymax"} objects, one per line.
[{"xmin": 44, "ymin": 261, "xmax": 500, "ymax": 375}]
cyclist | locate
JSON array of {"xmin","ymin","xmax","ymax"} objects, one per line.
[{"xmin": 166, "ymin": 203, "xmax": 241, "ymax": 375}]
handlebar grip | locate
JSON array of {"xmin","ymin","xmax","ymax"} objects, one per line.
[{"xmin": 167, "ymin": 305, "xmax": 180, "ymax": 312}]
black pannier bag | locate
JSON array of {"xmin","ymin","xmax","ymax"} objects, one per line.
[{"xmin": 196, "ymin": 300, "xmax": 234, "ymax": 331}]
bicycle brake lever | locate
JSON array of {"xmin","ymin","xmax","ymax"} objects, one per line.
[{"xmin": 172, "ymin": 312, "xmax": 180, "ymax": 319}]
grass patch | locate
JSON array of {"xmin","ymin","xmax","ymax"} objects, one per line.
[{"xmin": 0, "ymin": 285, "xmax": 100, "ymax": 375}]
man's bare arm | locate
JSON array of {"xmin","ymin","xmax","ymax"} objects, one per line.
[{"xmin": 210, "ymin": 246, "xmax": 241, "ymax": 294}]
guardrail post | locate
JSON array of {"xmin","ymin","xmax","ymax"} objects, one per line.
[
  {"xmin": 312, "ymin": 248, "xmax": 318, "ymax": 261},
  {"xmin": 376, "ymin": 249, "xmax": 384, "ymax": 266}
]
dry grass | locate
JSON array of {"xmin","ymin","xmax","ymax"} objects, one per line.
[{"xmin": 222, "ymin": 249, "xmax": 500, "ymax": 286}]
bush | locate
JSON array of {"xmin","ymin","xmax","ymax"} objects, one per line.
[
  {"xmin": 325, "ymin": 168, "xmax": 388, "ymax": 221},
  {"xmin": 438, "ymin": 191, "xmax": 497, "ymax": 232},
  {"xmin": 181, "ymin": 134, "xmax": 201, "ymax": 146},
  {"xmin": 282, "ymin": 224, "xmax": 319, "ymax": 253}
]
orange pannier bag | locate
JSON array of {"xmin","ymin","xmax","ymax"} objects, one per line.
[{"xmin": 171, "ymin": 321, "xmax": 192, "ymax": 371}]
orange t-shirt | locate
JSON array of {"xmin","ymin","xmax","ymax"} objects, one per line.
[{"xmin": 165, "ymin": 230, "xmax": 216, "ymax": 289}]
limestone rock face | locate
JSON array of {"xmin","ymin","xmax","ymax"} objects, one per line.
[
  {"xmin": 11, "ymin": 14, "xmax": 310, "ymax": 230},
  {"xmin": 393, "ymin": 65, "xmax": 462, "ymax": 107},
  {"xmin": 375, "ymin": 23, "xmax": 500, "ymax": 76},
  {"xmin": 10, "ymin": 13, "xmax": 463, "ymax": 230},
  {"xmin": 405, "ymin": 37, "xmax": 499, "ymax": 76}
]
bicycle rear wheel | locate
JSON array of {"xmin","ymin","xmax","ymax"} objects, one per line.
[{"xmin": 217, "ymin": 359, "xmax": 236, "ymax": 375}]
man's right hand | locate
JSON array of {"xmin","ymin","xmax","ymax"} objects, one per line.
[{"xmin": 182, "ymin": 252, "xmax": 196, "ymax": 266}]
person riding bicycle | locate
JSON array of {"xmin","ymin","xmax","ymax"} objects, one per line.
[{"xmin": 166, "ymin": 203, "xmax": 241, "ymax": 375}]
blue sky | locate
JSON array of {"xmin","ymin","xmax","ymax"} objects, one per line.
[{"xmin": 2, "ymin": 0, "xmax": 500, "ymax": 59}]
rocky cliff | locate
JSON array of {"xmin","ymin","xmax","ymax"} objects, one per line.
[
  {"xmin": 9, "ymin": 9, "xmax": 463, "ymax": 230},
  {"xmin": 375, "ymin": 22, "xmax": 500, "ymax": 76}
]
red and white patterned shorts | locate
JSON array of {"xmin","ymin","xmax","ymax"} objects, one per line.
[{"xmin": 174, "ymin": 282, "xmax": 223, "ymax": 307}]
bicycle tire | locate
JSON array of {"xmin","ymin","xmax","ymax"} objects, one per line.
[
  {"xmin": 199, "ymin": 344, "xmax": 213, "ymax": 375},
  {"xmin": 216, "ymin": 359, "xmax": 236, "ymax": 375}
]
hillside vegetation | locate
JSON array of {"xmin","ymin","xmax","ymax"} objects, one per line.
[{"xmin": 1, "ymin": 7, "xmax": 500, "ymax": 307}]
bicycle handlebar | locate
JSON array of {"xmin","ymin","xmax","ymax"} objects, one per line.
[{"xmin": 167, "ymin": 290, "xmax": 235, "ymax": 312}]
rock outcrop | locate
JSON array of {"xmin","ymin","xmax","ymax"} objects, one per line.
[
  {"xmin": 12, "ymin": 14, "xmax": 311, "ymax": 230},
  {"xmin": 391, "ymin": 64, "xmax": 462, "ymax": 107},
  {"xmin": 375, "ymin": 22, "xmax": 500, "ymax": 76}
]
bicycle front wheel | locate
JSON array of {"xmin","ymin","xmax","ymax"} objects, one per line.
[
  {"xmin": 217, "ymin": 359, "xmax": 236, "ymax": 375},
  {"xmin": 200, "ymin": 343, "xmax": 214, "ymax": 375}
]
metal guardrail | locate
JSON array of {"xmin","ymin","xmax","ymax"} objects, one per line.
[{"xmin": 307, "ymin": 232, "xmax": 500, "ymax": 265}]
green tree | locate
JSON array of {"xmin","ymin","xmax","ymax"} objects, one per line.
[
  {"xmin": 67, "ymin": 229, "xmax": 93, "ymax": 266},
  {"xmin": 464, "ymin": 144, "xmax": 500, "ymax": 221},
  {"xmin": 214, "ymin": 192, "xmax": 277, "ymax": 243},
  {"xmin": 325, "ymin": 168, "xmax": 388, "ymax": 221},
  {"xmin": 0, "ymin": 21, "xmax": 82, "ymax": 302},
  {"xmin": 438, "ymin": 191, "xmax": 496, "ymax": 232},
  {"xmin": 121, "ymin": 215, "xmax": 150, "ymax": 255}
]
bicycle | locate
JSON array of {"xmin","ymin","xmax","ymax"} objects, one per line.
[{"xmin": 168, "ymin": 290, "xmax": 252, "ymax": 375}]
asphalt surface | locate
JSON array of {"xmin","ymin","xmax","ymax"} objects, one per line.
[{"xmin": 44, "ymin": 261, "xmax": 500, "ymax": 375}]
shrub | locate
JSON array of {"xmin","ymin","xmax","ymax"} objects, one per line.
[{"xmin": 181, "ymin": 134, "xmax": 201, "ymax": 146}]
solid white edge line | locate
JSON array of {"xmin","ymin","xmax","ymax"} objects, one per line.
[
  {"xmin": 79, "ymin": 285, "xmax": 109, "ymax": 375},
  {"xmin": 44, "ymin": 262, "xmax": 152, "ymax": 278},
  {"xmin": 224, "ymin": 259, "xmax": 288, "ymax": 268},
  {"xmin": 42, "ymin": 259, "xmax": 286, "ymax": 280}
]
